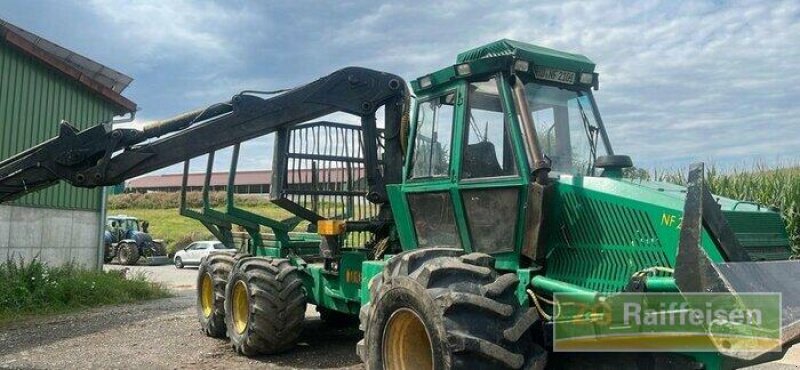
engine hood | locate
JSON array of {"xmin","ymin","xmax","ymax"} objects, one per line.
[{"xmin": 552, "ymin": 174, "xmax": 793, "ymax": 261}]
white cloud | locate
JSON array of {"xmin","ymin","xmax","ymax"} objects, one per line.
[{"xmin": 83, "ymin": 0, "xmax": 257, "ymax": 70}]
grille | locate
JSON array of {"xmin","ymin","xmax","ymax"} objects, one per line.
[
  {"xmin": 547, "ymin": 193, "xmax": 670, "ymax": 292},
  {"xmin": 723, "ymin": 211, "xmax": 792, "ymax": 261}
]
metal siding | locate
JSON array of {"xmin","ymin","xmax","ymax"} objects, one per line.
[{"xmin": 0, "ymin": 41, "xmax": 116, "ymax": 210}]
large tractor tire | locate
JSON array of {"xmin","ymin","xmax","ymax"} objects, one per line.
[
  {"xmin": 225, "ymin": 257, "xmax": 306, "ymax": 356},
  {"xmin": 117, "ymin": 242, "xmax": 140, "ymax": 265},
  {"xmin": 358, "ymin": 248, "xmax": 546, "ymax": 370},
  {"xmin": 197, "ymin": 253, "xmax": 239, "ymax": 338}
]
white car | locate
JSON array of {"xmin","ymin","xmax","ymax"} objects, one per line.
[{"xmin": 173, "ymin": 241, "xmax": 237, "ymax": 269}]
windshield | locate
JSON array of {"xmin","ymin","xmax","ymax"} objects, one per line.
[
  {"xmin": 522, "ymin": 83, "xmax": 607, "ymax": 175},
  {"xmin": 108, "ymin": 218, "xmax": 139, "ymax": 232},
  {"xmin": 123, "ymin": 219, "xmax": 140, "ymax": 232}
]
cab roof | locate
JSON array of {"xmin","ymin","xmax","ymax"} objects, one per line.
[
  {"xmin": 109, "ymin": 215, "xmax": 137, "ymax": 220},
  {"xmin": 456, "ymin": 39, "xmax": 594, "ymax": 70},
  {"xmin": 412, "ymin": 39, "xmax": 597, "ymax": 93}
]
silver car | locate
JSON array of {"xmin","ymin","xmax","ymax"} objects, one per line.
[{"xmin": 173, "ymin": 241, "xmax": 237, "ymax": 268}]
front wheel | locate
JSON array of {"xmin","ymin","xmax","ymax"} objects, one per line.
[
  {"xmin": 175, "ymin": 256, "xmax": 184, "ymax": 269},
  {"xmin": 358, "ymin": 248, "xmax": 546, "ymax": 370},
  {"xmin": 152, "ymin": 242, "xmax": 167, "ymax": 256}
]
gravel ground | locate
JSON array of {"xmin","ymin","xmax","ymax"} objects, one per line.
[
  {"xmin": 0, "ymin": 264, "xmax": 796, "ymax": 369},
  {"xmin": 0, "ymin": 264, "xmax": 363, "ymax": 370}
]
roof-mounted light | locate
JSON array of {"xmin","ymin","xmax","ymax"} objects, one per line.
[
  {"xmin": 419, "ymin": 75, "xmax": 433, "ymax": 89},
  {"xmin": 455, "ymin": 63, "xmax": 472, "ymax": 76},
  {"xmin": 513, "ymin": 60, "xmax": 530, "ymax": 72},
  {"xmin": 579, "ymin": 72, "xmax": 594, "ymax": 85}
]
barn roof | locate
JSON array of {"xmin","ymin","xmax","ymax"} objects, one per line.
[{"xmin": 0, "ymin": 18, "xmax": 136, "ymax": 114}]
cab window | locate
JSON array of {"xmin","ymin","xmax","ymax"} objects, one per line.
[
  {"xmin": 410, "ymin": 92, "xmax": 456, "ymax": 179},
  {"xmin": 461, "ymin": 77, "xmax": 517, "ymax": 179}
]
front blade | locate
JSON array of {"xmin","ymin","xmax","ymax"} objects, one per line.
[
  {"xmin": 716, "ymin": 260, "xmax": 800, "ymax": 349},
  {"xmin": 144, "ymin": 256, "xmax": 171, "ymax": 266},
  {"xmin": 673, "ymin": 162, "xmax": 800, "ymax": 366}
]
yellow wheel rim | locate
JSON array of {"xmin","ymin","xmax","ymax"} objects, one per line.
[
  {"xmin": 231, "ymin": 280, "xmax": 250, "ymax": 335},
  {"xmin": 382, "ymin": 308, "xmax": 433, "ymax": 370},
  {"xmin": 200, "ymin": 273, "xmax": 214, "ymax": 318}
]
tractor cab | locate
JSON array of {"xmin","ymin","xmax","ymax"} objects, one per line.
[
  {"xmin": 392, "ymin": 39, "xmax": 620, "ymax": 267},
  {"xmin": 106, "ymin": 215, "xmax": 141, "ymax": 239},
  {"xmin": 408, "ymin": 39, "xmax": 618, "ymax": 176}
]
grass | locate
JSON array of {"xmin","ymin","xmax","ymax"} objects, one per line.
[
  {"xmin": 108, "ymin": 191, "xmax": 273, "ymax": 209},
  {"xmin": 0, "ymin": 257, "xmax": 171, "ymax": 323}
]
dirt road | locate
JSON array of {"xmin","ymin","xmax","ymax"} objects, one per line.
[{"xmin": 0, "ymin": 264, "xmax": 796, "ymax": 369}]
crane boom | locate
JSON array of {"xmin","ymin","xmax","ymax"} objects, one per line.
[{"xmin": 0, "ymin": 67, "xmax": 408, "ymax": 204}]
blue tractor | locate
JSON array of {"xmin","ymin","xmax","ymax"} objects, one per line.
[{"xmin": 104, "ymin": 215, "xmax": 168, "ymax": 265}]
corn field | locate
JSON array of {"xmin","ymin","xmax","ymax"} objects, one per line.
[{"xmin": 653, "ymin": 165, "xmax": 799, "ymax": 255}]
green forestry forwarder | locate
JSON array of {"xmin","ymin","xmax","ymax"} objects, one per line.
[{"xmin": 1, "ymin": 39, "xmax": 798, "ymax": 370}]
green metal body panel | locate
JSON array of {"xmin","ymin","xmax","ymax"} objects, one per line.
[
  {"xmin": 0, "ymin": 41, "xmax": 119, "ymax": 210},
  {"xmin": 301, "ymin": 251, "xmax": 365, "ymax": 315},
  {"xmin": 534, "ymin": 175, "xmax": 789, "ymax": 291}
]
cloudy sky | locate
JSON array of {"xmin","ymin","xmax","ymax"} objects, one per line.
[{"xmin": 1, "ymin": 0, "xmax": 798, "ymax": 174}]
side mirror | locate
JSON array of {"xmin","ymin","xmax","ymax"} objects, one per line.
[{"xmin": 595, "ymin": 155, "xmax": 633, "ymax": 178}]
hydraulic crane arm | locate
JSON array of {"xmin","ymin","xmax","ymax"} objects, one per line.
[{"xmin": 0, "ymin": 67, "xmax": 408, "ymax": 204}]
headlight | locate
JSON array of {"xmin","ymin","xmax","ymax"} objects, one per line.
[
  {"xmin": 513, "ymin": 60, "xmax": 530, "ymax": 72},
  {"xmin": 455, "ymin": 63, "xmax": 472, "ymax": 76},
  {"xmin": 580, "ymin": 72, "xmax": 594, "ymax": 85},
  {"xmin": 419, "ymin": 75, "xmax": 433, "ymax": 89}
]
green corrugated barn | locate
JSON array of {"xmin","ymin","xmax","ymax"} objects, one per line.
[{"xmin": 0, "ymin": 19, "xmax": 136, "ymax": 268}]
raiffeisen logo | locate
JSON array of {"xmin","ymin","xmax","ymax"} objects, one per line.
[
  {"xmin": 622, "ymin": 300, "xmax": 763, "ymax": 327},
  {"xmin": 552, "ymin": 292, "xmax": 782, "ymax": 355}
]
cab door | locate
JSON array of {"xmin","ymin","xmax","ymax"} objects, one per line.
[{"xmin": 453, "ymin": 74, "xmax": 529, "ymax": 265}]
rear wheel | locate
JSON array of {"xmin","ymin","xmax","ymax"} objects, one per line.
[
  {"xmin": 358, "ymin": 248, "xmax": 546, "ymax": 370},
  {"xmin": 225, "ymin": 257, "xmax": 306, "ymax": 355},
  {"xmin": 117, "ymin": 243, "xmax": 140, "ymax": 265},
  {"xmin": 197, "ymin": 253, "xmax": 240, "ymax": 338}
]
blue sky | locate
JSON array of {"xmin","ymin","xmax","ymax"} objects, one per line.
[{"xmin": 1, "ymin": 0, "xmax": 798, "ymax": 174}]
